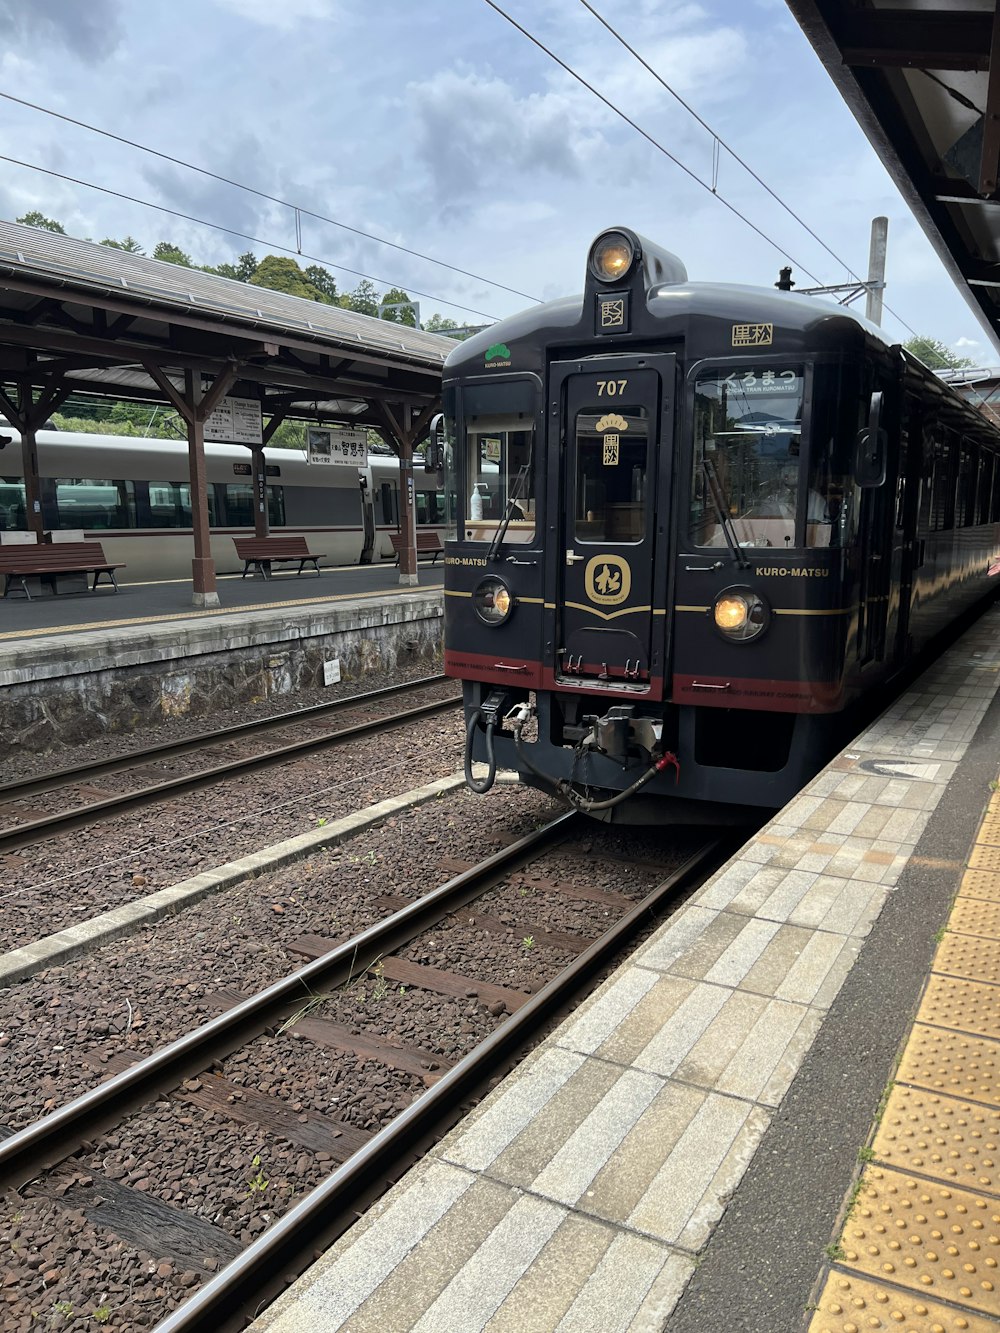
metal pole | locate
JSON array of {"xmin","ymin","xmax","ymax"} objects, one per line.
[{"xmin": 865, "ymin": 216, "xmax": 888, "ymax": 325}]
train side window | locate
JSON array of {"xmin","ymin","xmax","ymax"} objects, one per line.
[
  {"xmin": 148, "ymin": 482, "xmax": 217, "ymax": 528},
  {"xmin": 956, "ymin": 442, "xmax": 976, "ymax": 527},
  {"xmin": 53, "ymin": 477, "xmax": 136, "ymax": 530},
  {"xmin": 977, "ymin": 452, "xmax": 995, "ymax": 525},
  {"xmin": 930, "ymin": 430, "xmax": 955, "ymax": 532}
]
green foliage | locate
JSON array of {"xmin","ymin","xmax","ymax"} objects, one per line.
[
  {"xmin": 213, "ymin": 250, "xmax": 259, "ymax": 283},
  {"xmin": 341, "ymin": 278, "xmax": 379, "ymax": 317},
  {"xmin": 424, "ymin": 312, "xmax": 461, "ymax": 333},
  {"xmin": 903, "ymin": 335, "xmax": 975, "ymax": 370},
  {"xmin": 247, "ymin": 1154, "xmax": 269, "ymax": 1193},
  {"xmin": 249, "ymin": 255, "xmax": 326, "ymax": 300},
  {"xmin": 153, "ymin": 240, "xmax": 194, "ymax": 266},
  {"xmin": 304, "ymin": 263, "xmax": 338, "ymax": 302},
  {"xmin": 379, "ymin": 287, "xmax": 418, "ymax": 326},
  {"xmin": 100, "ymin": 235, "xmax": 144, "ymax": 253},
  {"xmin": 16, "ymin": 210, "xmax": 65, "ymax": 233}
]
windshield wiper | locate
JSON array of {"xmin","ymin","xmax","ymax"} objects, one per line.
[
  {"xmin": 702, "ymin": 457, "xmax": 749, "ymax": 569},
  {"xmin": 487, "ymin": 462, "xmax": 531, "ymax": 563}
]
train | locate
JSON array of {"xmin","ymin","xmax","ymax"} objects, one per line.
[
  {"xmin": 0, "ymin": 429, "xmax": 447, "ymax": 582},
  {"xmin": 435, "ymin": 225, "xmax": 1000, "ymax": 822}
]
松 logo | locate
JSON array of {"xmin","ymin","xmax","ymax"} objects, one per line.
[
  {"xmin": 584, "ymin": 554, "xmax": 631, "ymax": 607},
  {"xmin": 485, "ymin": 342, "xmax": 512, "ymax": 366}
]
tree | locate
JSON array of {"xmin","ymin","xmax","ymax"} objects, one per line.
[
  {"xmin": 152, "ymin": 240, "xmax": 194, "ymax": 267},
  {"xmin": 903, "ymin": 335, "xmax": 975, "ymax": 371},
  {"xmin": 424, "ymin": 313, "xmax": 461, "ymax": 334},
  {"xmin": 378, "ymin": 287, "xmax": 418, "ymax": 326},
  {"xmin": 16, "ymin": 210, "xmax": 65, "ymax": 233},
  {"xmin": 248, "ymin": 255, "xmax": 323, "ymax": 300},
  {"xmin": 304, "ymin": 264, "xmax": 338, "ymax": 303},
  {"xmin": 213, "ymin": 251, "xmax": 259, "ymax": 283},
  {"xmin": 101, "ymin": 236, "xmax": 144, "ymax": 253},
  {"xmin": 340, "ymin": 279, "xmax": 379, "ymax": 317}
]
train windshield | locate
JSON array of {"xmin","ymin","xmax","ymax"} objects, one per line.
[
  {"xmin": 691, "ymin": 366, "xmax": 821, "ymax": 549},
  {"xmin": 448, "ymin": 380, "xmax": 537, "ymax": 544}
]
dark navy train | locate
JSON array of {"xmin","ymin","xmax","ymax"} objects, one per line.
[{"xmin": 432, "ymin": 226, "xmax": 1000, "ymax": 821}]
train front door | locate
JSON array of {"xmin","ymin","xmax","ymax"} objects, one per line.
[{"xmin": 551, "ymin": 357, "xmax": 673, "ymax": 693}]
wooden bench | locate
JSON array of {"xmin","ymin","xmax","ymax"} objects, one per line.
[
  {"xmin": 0, "ymin": 541, "xmax": 124, "ymax": 600},
  {"xmin": 389, "ymin": 531, "xmax": 443, "ymax": 564},
  {"xmin": 233, "ymin": 535, "xmax": 324, "ymax": 579}
]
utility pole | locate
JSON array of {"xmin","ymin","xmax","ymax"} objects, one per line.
[
  {"xmin": 783, "ymin": 216, "xmax": 888, "ymax": 323},
  {"xmin": 865, "ymin": 216, "xmax": 888, "ymax": 325}
]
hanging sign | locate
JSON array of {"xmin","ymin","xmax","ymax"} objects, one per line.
[
  {"xmin": 204, "ymin": 396, "xmax": 263, "ymax": 444},
  {"xmin": 307, "ymin": 426, "xmax": 369, "ymax": 465}
]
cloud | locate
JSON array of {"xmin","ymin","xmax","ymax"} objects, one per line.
[
  {"xmin": 0, "ymin": 0, "xmax": 123, "ymax": 60},
  {"xmin": 406, "ymin": 67, "xmax": 605, "ymax": 208},
  {"xmin": 211, "ymin": 0, "xmax": 339, "ymax": 30}
]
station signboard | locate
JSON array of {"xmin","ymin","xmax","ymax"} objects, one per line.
[
  {"xmin": 205, "ymin": 396, "xmax": 264, "ymax": 445},
  {"xmin": 307, "ymin": 426, "xmax": 369, "ymax": 466}
]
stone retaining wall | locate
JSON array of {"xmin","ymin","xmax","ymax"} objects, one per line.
[{"xmin": 0, "ymin": 593, "xmax": 443, "ymax": 753}]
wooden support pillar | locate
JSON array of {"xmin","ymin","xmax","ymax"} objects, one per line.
[
  {"xmin": 251, "ymin": 444, "xmax": 269, "ymax": 537},
  {"xmin": 0, "ymin": 377, "xmax": 73, "ymax": 541},
  {"xmin": 185, "ymin": 370, "xmax": 218, "ymax": 606},
  {"xmin": 142, "ymin": 359, "xmax": 238, "ymax": 607},
  {"xmin": 371, "ymin": 400, "xmax": 438, "ymax": 587}
]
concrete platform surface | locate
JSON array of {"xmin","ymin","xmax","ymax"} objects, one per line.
[{"xmin": 247, "ymin": 603, "xmax": 1000, "ymax": 1333}]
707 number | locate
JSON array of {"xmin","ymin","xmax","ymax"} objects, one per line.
[{"xmin": 596, "ymin": 379, "xmax": 628, "ymax": 396}]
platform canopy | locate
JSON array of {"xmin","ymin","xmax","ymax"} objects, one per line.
[
  {"xmin": 787, "ymin": 0, "xmax": 1000, "ymax": 358},
  {"xmin": 0, "ymin": 220, "xmax": 453, "ymax": 600}
]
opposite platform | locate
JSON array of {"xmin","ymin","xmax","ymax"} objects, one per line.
[
  {"xmin": 0, "ymin": 565, "xmax": 444, "ymax": 749},
  {"xmin": 249, "ymin": 604, "xmax": 1000, "ymax": 1333}
]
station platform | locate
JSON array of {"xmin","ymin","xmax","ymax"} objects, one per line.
[
  {"xmin": 249, "ymin": 603, "xmax": 1000, "ymax": 1333},
  {"xmin": 0, "ymin": 560, "xmax": 443, "ymax": 644},
  {"xmin": 0, "ymin": 562, "xmax": 444, "ymax": 752}
]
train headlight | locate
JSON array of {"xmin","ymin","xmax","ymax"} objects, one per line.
[
  {"xmin": 589, "ymin": 231, "xmax": 636, "ymax": 283},
  {"xmin": 712, "ymin": 588, "xmax": 769, "ymax": 642},
  {"xmin": 473, "ymin": 577, "xmax": 514, "ymax": 626}
]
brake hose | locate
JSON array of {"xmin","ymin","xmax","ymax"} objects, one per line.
[{"xmin": 464, "ymin": 707, "xmax": 497, "ymax": 793}]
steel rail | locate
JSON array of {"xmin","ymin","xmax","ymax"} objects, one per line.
[
  {"xmin": 0, "ymin": 695, "xmax": 460, "ymax": 853},
  {"xmin": 0, "ymin": 674, "xmax": 450, "ymax": 802},
  {"xmin": 0, "ymin": 812, "xmax": 578, "ymax": 1191},
  {"xmin": 153, "ymin": 833, "xmax": 733, "ymax": 1333}
]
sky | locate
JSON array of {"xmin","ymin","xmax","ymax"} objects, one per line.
[{"xmin": 0, "ymin": 0, "xmax": 990, "ymax": 360}]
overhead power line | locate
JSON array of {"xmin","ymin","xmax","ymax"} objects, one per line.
[
  {"xmin": 577, "ymin": 0, "xmax": 918, "ymax": 337},
  {"xmin": 481, "ymin": 0, "xmax": 825, "ymax": 285},
  {"xmin": 0, "ymin": 90, "xmax": 539, "ymax": 304},
  {"xmin": 0, "ymin": 153, "xmax": 504, "ymax": 323},
  {"xmin": 484, "ymin": 0, "xmax": 919, "ymax": 338}
]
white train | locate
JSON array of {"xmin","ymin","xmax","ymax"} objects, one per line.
[{"xmin": 0, "ymin": 430, "xmax": 447, "ymax": 582}]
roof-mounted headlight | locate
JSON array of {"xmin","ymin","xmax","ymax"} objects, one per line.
[
  {"xmin": 588, "ymin": 230, "xmax": 636, "ymax": 284},
  {"xmin": 713, "ymin": 588, "xmax": 769, "ymax": 642}
]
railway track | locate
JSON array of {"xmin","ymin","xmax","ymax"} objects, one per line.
[
  {"xmin": 0, "ymin": 675, "xmax": 459, "ymax": 852},
  {"xmin": 0, "ymin": 812, "xmax": 737, "ymax": 1332}
]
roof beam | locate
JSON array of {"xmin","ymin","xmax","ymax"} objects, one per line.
[{"xmin": 837, "ymin": 9, "xmax": 992, "ymax": 71}]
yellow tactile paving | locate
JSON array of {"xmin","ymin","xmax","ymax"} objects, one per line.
[
  {"xmin": 959, "ymin": 871, "xmax": 1000, "ymax": 904},
  {"xmin": 949, "ymin": 899, "xmax": 1000, "ymax": 941},
  {"xmin": 810, "ymin": 772, "xmax": 1000, "ymax": 1333},
  {"xmin": 967, "ymin": 844, "xmax": 1000, "ymax": 872},
  {"xmin": 871, "ymin": 1086, "xmax": 1000, "ymax": 1195},
  {"xmin": 933, "ymin": 934, "xmax": 1000, "ymax": 987},
  {"xmin": 811, "ymin": 1270, "xmax": 998, "ymax": 1331},
  {"xmin": 835, "ymin": 1167, "xmax": 1000, "ymax": 1316},
  {"xmin": 975, "ymin": 808, "xmax": 1000, "ymax": 849},
  {"xmin": 915, "ymin": 975, "xmax": 1000, "ymax": 1042},
  {"xmin": 898, "ymin": 1026, "xmax": 1000, "ymax": 1110}
]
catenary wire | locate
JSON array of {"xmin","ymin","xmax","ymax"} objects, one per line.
[
  {"xmin": 578, "ymin": 0, "xmax": 919, "ymax": 337},
  {"xmin": 482, "ymin": 0, "xmax": 825, "ymax": 284},
  {"xmin": 0, "ymin": 89, "xmax": 539, "ymax": 304},
  {"xmin": 486, "ymin": 0, "xmax": 921, "ymax": 337},
  {"xmin": 0, "ymin": 153, "xmax": 504, "ymax": 323}
]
